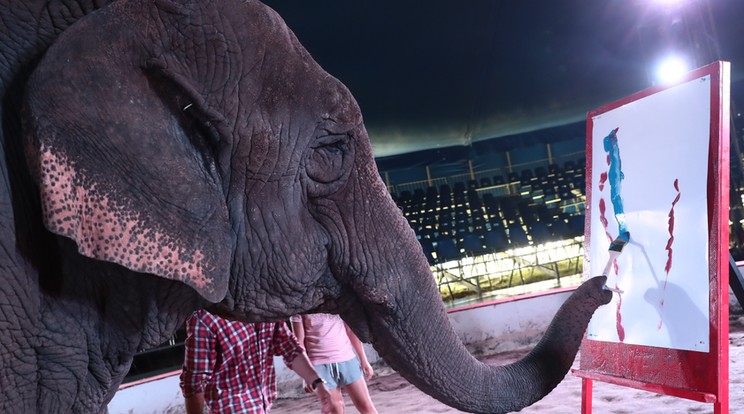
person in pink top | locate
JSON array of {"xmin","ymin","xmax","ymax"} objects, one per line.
[{"xmin": 290, "ymin": 313, "xmax": 378, "ymax": 414}]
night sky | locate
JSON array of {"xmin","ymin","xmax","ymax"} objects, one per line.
[{"xmin": 262, "ymin": 0, "xmax": 744, "ymax": 157}]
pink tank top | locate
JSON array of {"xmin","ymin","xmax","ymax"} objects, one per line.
[{"xmin": 291, "ymin": 313, "xmax": 355, "ymax": 365}]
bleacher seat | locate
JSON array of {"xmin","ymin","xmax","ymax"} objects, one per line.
[
  {"xmin": 483, "ymin": 227, "xmax": 509, "ymax": 252},
  {"xmin": 534, "ymin": 167, "xmax": 548, "ymax": 185},
  {"xmin": 516, "ymin": 201, "xmax": 536, "ymax": 226},
  {"xmin": 398, "ymin": 190, "xmax": 412, "ymax": 204},
  {"xmin": 482, "ymin": 194, "xmax": 500, "ymax": 223},
  {"xmin": 418, "ymin": 238, "xmax": 436, "ymax": 266},
  {"xmin": 507, "ymin": 224, "xmax": 530, "ymax": 247},
  {"xmin": 451, "ymin": 183, "xmax": 466, "ymax": 209},
  {"xmin": 519, "ymin": 169, "xmax": 534, "ymax": 186},
  {"xmin": 390, "ymin": 191, "xmax": 400, "ymax": 203},
  {"xmin": 461, "ymin": 231, "xmax": 488, "ymax": 256},
  {"xmin": 412, "ymin": 188, "xmax": 425, "ymax": 204},
  {"xmin": 418, "ymin": 228, "xmax": 436, "ymax": 244},
  {"xmin": 439, "ymin": 184, "xmax": 452, "ymax": 206},
  {"xmin": 535, "ymin": 166, "xmax": 548, "ymax": 177},
  {"xmin": 438, "ymin": 209, "xmax": 455, "ymax": 226},
  {"xmin": 454, "ymin": 207, "xmax": 470, "ymax": 230},
  {"xmin": 470, "ymin": 207, "xmax": 487, "ymax": 232},
  {"xmin": 528, "ymin": 222, "xmax": 553, "ymax": 245},
  {"xmin": 566, "ymin": 214, "xmax": 585, "ymax": 237},
  {"xmin": 466, "ymin": 188, "xmax": 481, "ymax": 208},
  {"xmin": 542, "ymin": 184, "xmax": 558, "ymax": 202},
  {"xmin": 569, "ymin": 179, "xmax": 584, "ymax": 198},
  {"xmin": 549, "ymin": 217, "xmax": 572, "ymax": 239},
  {"xmin": 420, "ymin": 212, "xmax": 437, "ymax": 233},
  {"xmin": 500, "ymin": 197, "xmax": 520, "ymax": 224},
  {"xmin": 435, "ymin": 237, "xmax": 461, "ymax": 263},
  {"xmin": 425, "ymin": 185, "xmax": 438, "ymax": 203},
  {"xmin": 424, "ymin": 188, "xmax": 438, "ymax": 212},
  {"xmin": 558, "ymin": 183, "xmax": 573, "ymax": 201},
  {"xmin": 563, "ymin": 160, "xmax": 576, "ymax": 174},
  {"xmin": 534, "ymin": 203, "xmax": 553, "ymax": 220}
]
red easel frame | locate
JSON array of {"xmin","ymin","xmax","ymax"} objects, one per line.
[{"xmin": 574, "ymin": 61, "xmax": 731, "ymax": 414}]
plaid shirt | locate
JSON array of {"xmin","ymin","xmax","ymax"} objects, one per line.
[{"xmin": 180, "ymin": 309, "xmax": 302, "ymax": 413}]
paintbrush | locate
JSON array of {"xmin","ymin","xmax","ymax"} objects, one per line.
[{"xmin": 601, "ymin": 236, "xmax": 629, "ymax": 294}]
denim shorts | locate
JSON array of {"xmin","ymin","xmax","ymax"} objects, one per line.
[{"xmin": 314, "ymin": 356, "xmax": 363, "ymax": 389}]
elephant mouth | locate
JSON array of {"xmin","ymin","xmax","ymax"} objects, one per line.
[
  {"xmin": 315, "ymin": 278, "xmax": 375, "ymax": 342},
  {"xmin": 204, "ymin": 303, "xmax": 254, "ymax": 322},
  {"xmin": 339, "ymin": 303, "xmax": 373, "ymax": 342},
  {"xmin": 204, "ymin": 268, "xmax": 375, "ymax": 337}
]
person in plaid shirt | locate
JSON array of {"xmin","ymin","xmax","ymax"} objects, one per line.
[{"xmin": 180, "ymin": 309, "xmax": 331, "ymax": 413}]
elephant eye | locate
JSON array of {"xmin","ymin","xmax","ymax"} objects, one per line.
[
  {"xmin": 321, "ymin": 141, "xmax": 344, "ymax": 154},
  {"xmin": 306, "ymin": 133, "xmax": 352, "ymax": 188},
  {"xmin": 314, "ymin": 134, "xmax": 349, "ymax": 154}
]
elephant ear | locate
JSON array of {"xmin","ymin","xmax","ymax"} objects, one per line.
[{"xmin": 21, "ymin": 3, "xmax": 234, "ymax": 302}]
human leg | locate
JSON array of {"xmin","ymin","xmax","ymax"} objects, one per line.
[
  {"xmin": 314, "ymin": 362, "xmax": 345, "ymax": 414},
  {"xmin": 319, "ymin": 387, "xmax": 344, "ymax": 414},
  {"xmin": 344, "ymin": 377, "xmax": 378, "ymax": 414},
  {"xmin": 331, "ymin": 358, "xmax": 376, "ymax": 414}
]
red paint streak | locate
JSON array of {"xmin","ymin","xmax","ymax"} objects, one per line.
[
  {"xmin": 658, "ymin": 179, "xmax": 681, "ymax": 330},
  {"xmin": 663, "ymin": 179, "xmax": 681, "ymax": 286},
  {"xmin": 599, "ymin": 198, "xmax": 608, "ymax": 228},
  {"xmin": 657, "ymin": 298, "xmax": 665, "ymax": 330},
  {"xmin": 601, "ymin": 185, "xmax": 625, "ymax": 340},
  {"xmin": 616, "ymin": 283, "xmax": 625, "ymax": 342},
  {"xmin": 598, "ymin": 199, "xmax": 615, "ymax": 246},
  {"xmin": 599, "ymin": 161, "xmax": 625, "ymax": 341},
  {"xmin": 599, "ymin": 190, "xmax": 619, "ymax": 272},
  {"xmin": 664, "ymin": 192, "xmax": 681, "ymax": 273}
]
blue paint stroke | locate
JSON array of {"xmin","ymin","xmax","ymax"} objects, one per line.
[{"xmin": 603, "ymin": 127, "xmax": 630, "ymax": 243}]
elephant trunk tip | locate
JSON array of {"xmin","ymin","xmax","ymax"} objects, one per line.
[{"xmin": 479, "ymin": 275, "xmax": 614, "ymax": 412}]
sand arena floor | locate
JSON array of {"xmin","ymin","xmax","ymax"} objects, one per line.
[{"xmin": 271, "ymin": 318, "xmax": 744, "ymax": 414}]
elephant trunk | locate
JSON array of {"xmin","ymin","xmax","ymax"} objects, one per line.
[
  {"xmin": 343, "ymin": 136, "xmax": 611, "ymax": 413},
  {"xmin": 363, "ymin": 244, "xmax": 612, "ymax": 413}
]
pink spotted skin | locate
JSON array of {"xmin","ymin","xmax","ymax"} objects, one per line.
[{"xmin": 36, "ymin": 146, "xmax": 212, "ymax": 291}]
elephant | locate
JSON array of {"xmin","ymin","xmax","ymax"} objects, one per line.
[{"xmin": 0, "ymin": 0, "xmax": 613, "ymax": 412}]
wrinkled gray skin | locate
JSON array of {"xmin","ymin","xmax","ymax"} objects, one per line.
[{"xmin": 0, "ymin": 0, "xmax": 613, "ymax": 412}]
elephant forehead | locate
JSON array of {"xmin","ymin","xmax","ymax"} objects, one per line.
[
  {"xmin": 35, "ymin": 146, "xmax": 221, "ymax": 299},
  {"xmin": 319, "ymin": 79, "xmax": 363, "ymax": 127}
]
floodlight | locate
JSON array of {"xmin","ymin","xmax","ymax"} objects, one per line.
[
  {"xmin": 653, "ymin": 0, "xmax": 686, "ymax": 5},
  {"xmin": 654, "ymin": 55, "xmax": 689, "ymax": 85}
]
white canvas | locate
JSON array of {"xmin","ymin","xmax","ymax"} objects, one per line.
[{"xmin": 586, "ymin": 75, "xmax": 711, "ymax": 352}]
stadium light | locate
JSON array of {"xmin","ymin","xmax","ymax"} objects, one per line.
[
  {"xmin": 653, "ymin": 0, "xmax": 687, "ymax": 6},
  {"xmin": 654, "ymin": 55, "xmax": 689, "ymax": 85}
]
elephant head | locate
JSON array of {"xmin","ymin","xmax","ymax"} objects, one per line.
[{"xmin": 8, "ymin": 0, "xmax": 613, "ymax": 412}]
